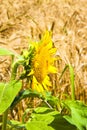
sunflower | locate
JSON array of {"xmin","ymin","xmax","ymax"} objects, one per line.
[{"xmin": 30, "ymin": 31, "xmax": 57, "ymax": 92}]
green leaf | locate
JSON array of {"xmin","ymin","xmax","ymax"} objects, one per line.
[
  {"xmin": 12, "ymin": 90, "xmax": 58, "ymax": 108},
  {"xmin": 50, "ymin": 114, "xmax": 77, "ymax": 130},
  {"xmin": 8, "ymin": 120, "xmax": 25, "ymax": 129},
  {"xmin": 33, "ymin": 107, "xmax": 52, "ymax": 114},
  {"xmin": 26, "ymin": 121, "xmax": 54, "ymax": 130},
  {"xmin": 26, "ymin": 107, "xmax": 76, "ymax": 130},
  {"xmin": 0, "ymin": 47, "xmax": 22, "ymax": 59},
  {"xmin": 11, "ymin": 89, "xmax": 43, "ymax": 109},
  {"xmin": 0, "ymin": 80, "xmax": 22, "ymax": 114},
  {"xmin": 64, "ymin": 100, "xmax": 87, "ymax": 130},
  {"xmin": 26, "ymin": 107, "xmax": 55, "ymax": 130},
  {"xmin": 11, "ymin": 91, "xmax": 58, "ymax": 110},
  {"xmin": 0, "ymin": 48, "xmax": 14, "ymax": 56}
]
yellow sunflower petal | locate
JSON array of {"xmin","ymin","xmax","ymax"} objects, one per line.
[
  {"xmin": 32, "ymin": 76, "xmax": 37, "ymax": 90},
  {"xmin": 42, "ymin": 83, "xmax": 48, "ymax": 91},
  {"xmin": 49, "ymin": 48, "xmax": 57, "ymax": 54},
  {"xmin": 43, "ymin": 76, "xmax": 52, "ymax": 86},
  {"xmin": 46, "ymin": 41, "xmax": 53, "ymax": 49},
  {"xmin": 49, "ymin": 66, "xmax": 57, "ymax": 73},
  {"xmin": 32, "ymin": 76, "xmax": 44, "ymax": 92},
  {"xmin": 38, "ymin": 83, "xmax": 44, "ymax": 92}
]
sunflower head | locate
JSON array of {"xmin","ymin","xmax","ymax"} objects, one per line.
[{"xmin": 30, "ymin": 31, "xmax": 57, "ymax": 93}]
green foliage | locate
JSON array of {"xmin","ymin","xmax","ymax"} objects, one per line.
[
  {"xmin": 26, "ymin": 121, "xmax": 54, "ymax": 130},
  {"xmin": 44, "ymin": 92, "xmax": 58, "ymax": 106},
  {"xmin": 11, "ymin": 90, "xmax": 58, "ymax": 110},
  {"xmin": 11, "ymin": 89, "xmax": 43, "ymax": 109},
  {"xmin": 0, "ymin": 48, "xmax": 14, "ymax": 56},
  {"xmin": 26, "ymin": 107, "xmax": 77, "ymax": 130},
  {"xmin": 0, "ymin": 80, "xmax": 22, "ymax": 114},
  {"xmin": 64, "ymin": 100, "xmax": 87, "ymax": 130},
  {"xmin": 8, "ymin": 120, "xmax": 25, "ymax": 129}
]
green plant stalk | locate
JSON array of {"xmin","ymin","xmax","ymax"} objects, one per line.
[
  {"xmin": 2, "ymin": 59, "xmax": 23, "ymax": 130},
  {"xmin": 2, "ymin": 109, "xmax": 8, "ymax": 130},
  {"xmin": 59, "ymin": 65, "xmax": 68, "ymax": 80},
  {"xmin": 69, "ymin": 65, "xmax": 75, "ymax": 100},
  {"xmin": 11, "ymin": 57, "xmax": 24, "ymax": 80},
  {"xmin": 59, "ymin": 64, "xmax": 75, "ymax": 101},
  {"xmin": 11, "ymin": 59, "xmax": 22, "ymax": 80}
]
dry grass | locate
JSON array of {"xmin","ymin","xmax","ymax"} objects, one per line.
[{"xmin": 0, "ymin": 0, "xmax": 87, "ymax": 118}]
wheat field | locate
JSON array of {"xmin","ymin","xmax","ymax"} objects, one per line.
[{"xmin": 0, "ymin": 0, "xmax": 87, "ymax": 105}]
